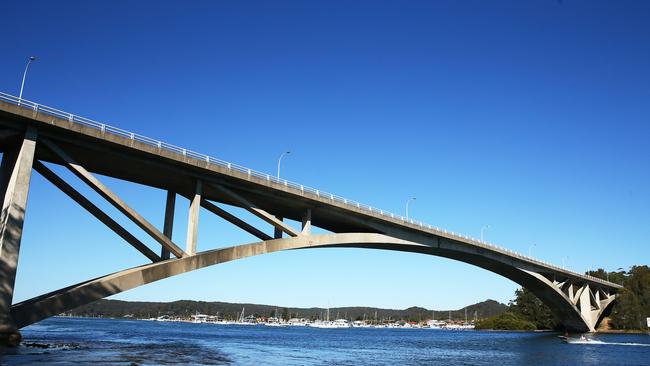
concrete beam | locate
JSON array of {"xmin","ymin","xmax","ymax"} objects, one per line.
[
  {"xmin": 199, "ymin": 199, "xmax": 272, "ymax": 241},
  {"xmin": 0, "ymin": 128, "xmax": 36, "ymax": 345},
  {"xmin": 211, "ymin": 183, "xmax": 301, "ymax": 237},
  {"xmin": 186, "ymin": 180, "xmax": 202, "ymax": 255},
  {"xmin": 33, "ymin": 161, "xmax": 160, "ymax": 263},
  {"xmin": 40, "ymin": 138, "xmax": 186, "ymax": 258},
  {"xmin": 161, "ymin": 191, "xmax": 175, "ymax": 260}
]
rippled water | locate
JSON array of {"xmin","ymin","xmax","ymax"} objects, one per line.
[{"xmin": 1, "ymin": 318, "xmax": 649, "ymax": 365}]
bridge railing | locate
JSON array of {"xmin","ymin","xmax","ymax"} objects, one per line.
[{"xmin": 0, "ymin": 92, "xmax": 616, "ymax": 287}]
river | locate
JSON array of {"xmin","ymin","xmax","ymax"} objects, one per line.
[{"xmin": 1, "ymin": 317, "xmax": 649, "ymax": 365}]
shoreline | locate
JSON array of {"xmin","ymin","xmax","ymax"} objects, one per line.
[{"xmin": 597, "ymin": 329, "xmax": 650, "ymax": 334}]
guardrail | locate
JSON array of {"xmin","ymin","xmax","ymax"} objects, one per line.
[{"xmin": 0, "ymin": 91, "xmax": 619, "ymax": 288}]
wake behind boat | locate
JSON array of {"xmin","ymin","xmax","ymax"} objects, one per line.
[{"xmin": 563, "ymin": 335, "xmax": 650, "ymax": 347}]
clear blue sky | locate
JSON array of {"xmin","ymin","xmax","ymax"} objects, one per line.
[{"xmin": 2, "ymin": 1, "xmax": 649, "ymax": 310}]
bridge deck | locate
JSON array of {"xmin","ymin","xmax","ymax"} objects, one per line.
[{"xmin": 0, "ymin": 93, "xmax": 621, "ymax": 292}]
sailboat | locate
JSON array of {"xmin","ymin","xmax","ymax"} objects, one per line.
[{"xmin": 234, "ymin": 307, "xmax": 255, "ymax": 325}]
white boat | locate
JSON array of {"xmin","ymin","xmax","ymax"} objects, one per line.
[
  {"xmin": 288, "ymin": 318, "xmax": 308, "ymax": 327},
  {"xmin": 192, "ymin": 313, "xmax": 209, "ymax": 324},
  {"xmin": 311, "ymin": 319, "xmax": 351, "ymax": 328},
  {"xmin": 564, "ymin": 335, "xmax": 605, "ymax": 344},
  {"xmin": 265, "ymin": 316, "xmax": 287, "ymax": 327},
  {"xmin": 352, "ymin": 320, "xmax": 372, "ymax": 328}
]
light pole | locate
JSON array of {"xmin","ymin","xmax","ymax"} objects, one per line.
[
  {"xmin": 19, "ymin": 56, "xmax": 37, "ymax": 104},
  {"xmin": 562, "ymin": 256, "xmax": 569, "ymax": 269},
  {"xmin": 480, "ymin": 225, "xmax": 490, "ymax": 242},
  {"xmin": 276, "ymin": 151, "xmax": 290, "ymax": 180},
  {"xmin": 528, "ymin": 243, "xmax": 536, "ymax": 257},
  {"xmin": 406, "ymin": 197, "xmax": 416, "ymax": 221}
]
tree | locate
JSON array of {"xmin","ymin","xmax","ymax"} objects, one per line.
[
  {"xmin": 609, "ymin": 266, "xmax": 650, "ymax": 330},
  {"xmin": 282, "ymin": 307, "xmax": 290, "ymax": 321},
  {"xmin": 475, "ymin": 312, "xmax": 536, "ymax": 331},
  {"xmin": 509, "ymin": 288, "xmax": 560, "ymax": 330}
]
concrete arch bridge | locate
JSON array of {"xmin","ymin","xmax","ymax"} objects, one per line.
[{"xmin": 0, "ymin": 93, "xmax": 621, "ymax": 344}]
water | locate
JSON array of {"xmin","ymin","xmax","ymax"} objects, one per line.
[{"xmin": 1, "ymin": 318, "xmax": 649, "ymax": 365}]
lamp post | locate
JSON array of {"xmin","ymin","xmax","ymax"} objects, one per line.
[
  {"xmin": 406, "ymin": 197, "xmax": 416, "ymax": 221},
  {"xmin": 276, "ymin": 151, "xmax": 290, "ymax": 180},
  {"xmin": 18, "ymin": 56, "xmax": 37, "ymax": 105},
  {"xmin": 480, "ymin": 225, "xmax": 490, "ymax": 242},
  {"xmin": 562, "ymin": 256, "xmax": 569, "ymax": 269},
  {"xmin": 528, "ymin": 243, "xmax": 536, "ymax": 257}
]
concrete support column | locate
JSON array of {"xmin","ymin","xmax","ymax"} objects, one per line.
[
  {"xmin": 301, "ymin": 208, "xmax": 311, "ymax": 235},
  {"xmin": 578, "ymin": 284, "xmax": 594, "ymax": 331},
  {"xmin": 0, "ymin": 129, "xmax": 37, "ymax": 346},
  {"xmin": 161, "ymin": 191, "xmax": 175, "ymax": 259},
  {"xmin": 274, "ymin": 216, "xmax": 283, "ymax": 239},
  {"xmin": 185, "ymin": 180, "xmax": 202, "ymax": 255}
]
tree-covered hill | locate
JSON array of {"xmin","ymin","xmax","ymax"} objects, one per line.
[{"xmin": 65, "ymin": 299, "xmax": 507, "ymax": 322}]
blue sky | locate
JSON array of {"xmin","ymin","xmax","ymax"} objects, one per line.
[{"xmin": 2, "ymin": 1, "xmax": 649, "ymax": 310}]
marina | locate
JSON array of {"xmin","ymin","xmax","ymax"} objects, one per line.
[{"xmin": 149, "ymin": 311, "xmax": 476, "ymax": 330}]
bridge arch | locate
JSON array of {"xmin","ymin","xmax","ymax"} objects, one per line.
[{"xmin": 11, "ymin": 233, "xmax": 614, "ymax": 332}]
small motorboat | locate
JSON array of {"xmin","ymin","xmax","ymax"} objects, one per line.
[{"xmin": 563, "ymin": 335, "xmax": 605, "ymax": 344}]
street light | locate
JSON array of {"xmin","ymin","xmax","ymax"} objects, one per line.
[
  {"xmin": 528, "ymin": 243, "xmax": 536, "ymax": 257},
  {"xmin": 480, "ymin": 225, "xmax": 490, "ymax": 242},
  {"xmin": 276, "ymin": 151, "xmax": 290, "ymax": 180},
  {"xmin": 562, "ymin": 256, "xmax": 569, "ymax": 269},
  {"xmin": 19, "ymin": 56, "xmax": 37, "ymax": 104},
  {"xmin": 406, "ymin": 197, "xmax": 416, "ymax": 221}
]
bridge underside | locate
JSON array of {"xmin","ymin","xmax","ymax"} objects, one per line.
[{"xmin": 0, "ymin": 122, "xmax": 620, "ymax": 344}]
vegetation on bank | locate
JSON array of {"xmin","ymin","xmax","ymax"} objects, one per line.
[
  {"xmin": 589, "ymin": 265, "xmax": 650, "ymax": 330},
  {"xmin": 476, "ymin": 265, "xmax": 649, "ymax": 331},
  {"xmin": 474, "ymin": 312, "xmax": 536, "ymax": 331},
  {"xmin": 475, "ymin": 287, "xmax": 558, "ymax": 331}
]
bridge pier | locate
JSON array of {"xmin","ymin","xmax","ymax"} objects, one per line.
[
  {"xmin": 301, "ymin": 208, "xmax": 312, "ymax": 235},
  {"xmin": 161, "ymin": 191, "xmax": 176, "ymax": 259},
  {"xmin": 0, "ymin": 129, "xmax": 37, "ymax": 346},
  {"xmin": 186, "ymin": 180, "xmax": 202, "ymax": 255},
  {"xmin": 274, "ymin": 216, "xmax": 283, "ymax": 239}
]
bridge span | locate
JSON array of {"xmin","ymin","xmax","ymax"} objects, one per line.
[{"xmin": 0, "ymin": 92, "xmax": 622, "ymax": 343}]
